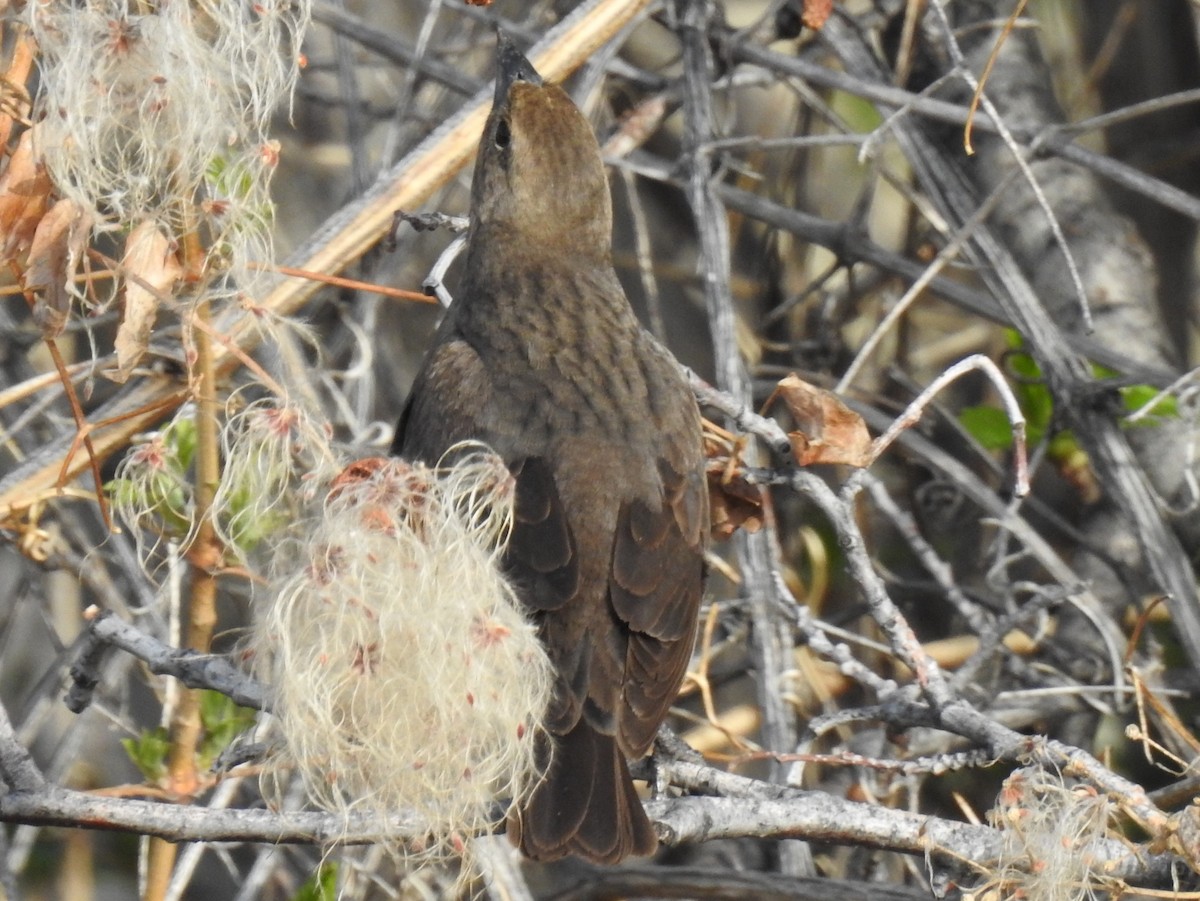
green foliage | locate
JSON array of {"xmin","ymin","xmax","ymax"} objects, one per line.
[
  {"xmin": 197, "ymin": 690, "xmax": 257, "ymax": 771},
  {"xmin": 106, "ymin": 473, "xmax": 190, "ymax": 536},
  {"xmin": 106, "ymin": 405, "xmax": 294, "ymax": 553},
  {"xmin": 215, "ymin": 467, "xmax": 290, "ymax": 553},
  {"xmin": 166, "ymin": 417, "xmax": 198, "ymax": 471},
  {"xmin": 106, "ymin": 417, "xmax": 197, "ymax": 538},
  {"xmin": 121, "ymin": 727, "xmax": 170, "ymax": 783},
  {"xmin": 1003, "ymin": 334, "xmax": 1055, "ymax": 447},
  {"xmin": 958, "ymin": 405, "xmax": 1015, "ymax": 451},
  {"xmin": 831, "ymin": 89, "xmax": 884, "ymax": 132},
  {"xmin": 1112, "ymin": 380, "xmax": 1178, "ymax": 424},
  {"xmin": 293, "ymin": 864, "xmax": 338, "ymax": 901},
  {"xmin": 205, "ymin": 152, "xmax": 276, "ymax": 237},
  {"xmin": 119, "ymin": 691, "xmax": 254, "ymax": 782},
  {"xmin": 959, "ymin": 330, "xmax": 1177, "ymax": 453},
  {"xmin": 206, "ymin": 154, "xmax": 257, "ymax": 202}
]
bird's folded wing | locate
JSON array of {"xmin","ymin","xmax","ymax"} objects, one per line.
[{"xmin": 609, "ymin": 455, "xmax": 706, "ymax": 757}]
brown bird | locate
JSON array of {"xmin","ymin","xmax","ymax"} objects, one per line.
[{"xmin": 392, "ymin": 35, "xmax": 707, "ymax": 864}]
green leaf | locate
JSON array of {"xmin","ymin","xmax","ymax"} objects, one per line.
[
  {"xmin": 1121, "ymin": 384, "xmax": 1178, "ymax": 422},
  {"xmin": 197, "ymin": 690, "xmax": 257, "ymax": 770},
  {"xmin": 219, "ymin": 480, "xmax": 289, "ymax": 553},
  {"xmin": 164, "ymin": 418, "xmax": 198, "ymax": 472},
  {"xmin": 121, "ymin": 727, "xmax": 170, "ymax": 783},
  {"xmin": 293, "ymin": 864, "xmax": 338, "ymax": 901},
  {"xmin": 959, "ymin": 405, "xmax": 1016, "ymax": 451},
  {"xmin": 204, "ymin": 153, "xmax": 276, "ymax": 239},
  {"xmin": 105, "ymin": 471, "xmax": 192, "ymax": 536},
  {"xmin": 830, "ymin": 90, "xmax": 884, "ymax": 132},
  {"xmin": 1046, "ymin": 428, "xmax": 1082, "ymax": 462},
  {"xmin": 104, "ymin": 417, "xmax": 198, "ymax": 537},
  {"xmin": 206, "ymin": 154, "xmax": 255, "ymax": 201},
  {"xmin": 990, "ymin": 328, "xmax": 1177, "ymax": 448}
]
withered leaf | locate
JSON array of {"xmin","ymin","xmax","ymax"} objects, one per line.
[
  {"xmin": 24, "ymin": 198, "xmax": 92, "ymax": 339},
  {"xmin": 703, "ymin": 425, "xmax": 764, "ymax": 540},
  {"xmin": 0, "ymin": 37, "xmax": 36, "ymax": 152},
  {"xmin": 773, "ymin": 374, "xmax": 873, "ymax": 468},
  {"xmin": 707, "ymin": 462, "xmax": 764, "ymax": 540},
  {"xmin": 0, "ymin": 126, "xmax": 54, "ymax": 265},
  {"xmin": 109, "ymin": 220, "xmax": 182, "ymax": 383}
]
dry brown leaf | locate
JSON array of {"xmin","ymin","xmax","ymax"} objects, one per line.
[
  {"xmin": 707, "ymin": 463, "xmax": 763, "ymax": 539},
  {"xmin": 802, "ymin": 0, "xmax": 834, "ymax": 30},
  {"xmin": 707, "ymin": 463, "xmax": 764, "ymax": 540},
  {"xmin": 23, "ymin": 199, "xmax": 92, "ymax": 338},
  {"xmin": 772, "ymin": 374, "xmax": 872, "ymax": 468},
  {"xmin": 0, "ymin": 36, "xmax": 37, "ymax": 151},
  {"xmin": 109, "ymin": 221, "xmax": 182, "ymax": 383},
  {"xmin": 0, "ymin": 127, "xmax": 53, "ymax": 264},
  {"xmin": 703, "ymin": 425, "xmax": 764, "ymax": 540}
]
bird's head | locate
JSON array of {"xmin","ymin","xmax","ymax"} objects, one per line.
[{"xmin": 468, "ymin": 34, "xmax": 613, "ymax": 264}]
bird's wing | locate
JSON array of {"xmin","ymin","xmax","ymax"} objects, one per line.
[
  {"xmin": 610, "ymin": 453, "xmax": 708, "ymax": 758},
  {"xmin": 393, "ymin": 337, "xmax": 493, "ymax": 460},
  {"xmin": 504, "ymin": 454, "xmax": 589, "ymax": 731},
  {"xmin": 508, "ymin": 456, "xmax": 581, "ymax": 612}
]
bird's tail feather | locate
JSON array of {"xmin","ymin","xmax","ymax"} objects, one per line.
[{"xmin": 508, "ymin": 720, "xmax": 656, "ymax": 864}]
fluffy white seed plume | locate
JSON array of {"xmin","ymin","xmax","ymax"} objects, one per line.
[
  {"xmin": 28, "ymin": 1, "xmax": 306, "ymax": 221},
  {"xmin": 27, "ymin": 0, "xmax": 309, "ymax": 297},
  {"xmin": 256, "ymin": 447, "xmax": 554, "ymax": 879},
  {"xmin": 213, "ymin": 397, "xmax": 338, "ymax": 555},
  {"xmin": 985, "ymin": 765, "xmax": 1114, "ymax": 901}
]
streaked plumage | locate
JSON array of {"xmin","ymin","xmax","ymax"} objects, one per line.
[{"xmin": 393, "ymin": 36, "xmax": 707, "ymax": 863}]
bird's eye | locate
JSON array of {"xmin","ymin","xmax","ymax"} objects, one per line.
[{"xmin": 494, "ymin": 118, "xmax": 511, "ymax": 150}]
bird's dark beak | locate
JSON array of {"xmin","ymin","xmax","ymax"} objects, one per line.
[{"xmin": 495, "ymin": 31, "xmax": 542, "ymax": 106}]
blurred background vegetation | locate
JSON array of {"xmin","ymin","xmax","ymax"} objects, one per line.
[{"xmin": 2, "ymin": 0, "xmax": 1200, "ymax": 898}]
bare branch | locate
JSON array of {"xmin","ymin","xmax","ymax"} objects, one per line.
[{"xmin": 66, "ymin": 609, "xmax": 266, "ymax": 713}]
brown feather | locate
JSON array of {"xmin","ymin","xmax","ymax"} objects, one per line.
[
  {"xmin": 508, "ymin": 457, "xmax": 579, "ymax": 607},
  {"xmin": 509, "ymin": 720, "xmax": 656, "ymax": 864},
  {"xmin": 394, "ymin": 36, "xmax": 707, "ymax": 864}
]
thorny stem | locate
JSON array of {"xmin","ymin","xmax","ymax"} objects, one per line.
[{"xmin": 146, "ymin": 226, "xmax": 223, "ymax": 901}]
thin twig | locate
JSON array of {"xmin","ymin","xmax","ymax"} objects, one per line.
[{"xmin": 866, "ymin": 353, "xmax": 1029, "ymax": 499}]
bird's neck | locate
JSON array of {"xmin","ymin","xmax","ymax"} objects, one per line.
[
  {"xmin": 465, "ymin": 218, "xmax": 612, "ymax": 270},
  {"xmin": 454, "ymin": 237, "xmax": 638, "ymax": 349}
]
